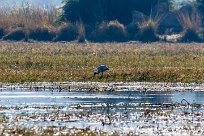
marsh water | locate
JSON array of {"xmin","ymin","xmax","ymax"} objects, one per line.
[
  {"xmin": 1, "ymin": 88, "xmax": 204, "ymax": 135},
  {"xmin": 1, "ymin": 90, "xmax": 204, "ymax": 107}
]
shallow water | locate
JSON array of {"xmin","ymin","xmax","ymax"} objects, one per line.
[
  {"xmin": 0, "ymin": 89, "xmax": 204, "ymax": 135},
  {"xmin": 0, "ymin": 90, "xmax": 204, "ymax": 107}
]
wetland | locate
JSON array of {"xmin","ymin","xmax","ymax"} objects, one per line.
[
  {"xmin": 1, "ymin": 42, "xmax": 204, "ymax": 135},
  {"xmin": 0, "ymin": 82, "xmax": 204, "ymax": 135}
]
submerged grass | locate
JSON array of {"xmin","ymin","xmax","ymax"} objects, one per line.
[{"xmin": 1, "ymin": 42, "xmax": 204, "ymax": 83}]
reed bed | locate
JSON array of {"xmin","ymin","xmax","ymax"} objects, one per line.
[
  {"xmin": 0, "ymin": 42, "xmax": 204, "ymax": 83},
  {"xmin": 0, "ymin": 5, "xmax": 58, "ymax": 30}
]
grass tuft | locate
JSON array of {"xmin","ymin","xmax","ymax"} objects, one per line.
[
  {"xmin": 136, "ymin": 19, "xmax": 160, "ymax": 42},
  {"xmin": 179, "ymin": 28, "xmax": 202, "ymax": 42},
  {"xmin": 0, "ymin": 27, "xmax": 5, "ymax": 39},
  {"xmin": 77, "ymin": 22, "xmax": 86, "ymax": 43},
  {"xmin": 178, "ymin": 8, "xmax": 201, "ymax": 32},
  {"xmin": 53, "ymin": 23, "xmax": 78, "ymax": 42},
  {"xmin": 178, "ymin": 8, "xmax": 202, "ymax": 42},
  {"xmin": 2, "ymin": 28, "xmax": 27, "ymax": 41},
  {"xmin": 28, "ymin": 27, "xmax": 55, "ymax": 41},
  {"xmin": 90, "ymin": 20, "xmax": 127, "ymax": 42}
]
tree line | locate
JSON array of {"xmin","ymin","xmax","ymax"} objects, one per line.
[{"xmin": 60, "ymin": 0, "xmax": 204, "ymax": 25}]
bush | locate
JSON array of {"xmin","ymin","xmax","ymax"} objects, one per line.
[
  {"xmin": 126, "ymin": 23, "xmax": 140, "ymax": 40},
  {"xmin": 177, "ymin": 7, "xmax": 202, "ymax": 42},
  {"xmin": 61, "ymin": 0, "xmax": 171, "ymax": 25},
  {"xmin": 53, "ymin": 23, "xmax": 78, "ymax": 42},
  {"xmin": 196, "ymin": 0, "xmax": 204, "ymax": 15},
  {"xmin": 84, "ymin": 25, "xmax": 93, "ymax": 40},
  {"xmin": 136, "ymin": 20, "xmax": 160, "ymax": 42},
  {"xmin": 179, "ymin": 28, "xmax": 202, "ymax": 42},
  {"xmin": 90, "ymin": 21, "xmax": 127, "ymax": 42},
  {"xmin": 0, "ymin": 27, "xmax": 5, "ymax": 39},
  {"xmin": 178, "ymin": 7, "xmax": 201, "ymax": 32},
  {"xmin": 2, "ymin": 28, "xmax": 27, "ymax": 41},
  {"xmin": 29, "ymin": 27, "xmax": 55, "ymax": 41}
]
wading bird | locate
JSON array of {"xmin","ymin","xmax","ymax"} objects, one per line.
[{"xmin": 94, "ymin": 65, "xmax": 109, "ymax": 77}]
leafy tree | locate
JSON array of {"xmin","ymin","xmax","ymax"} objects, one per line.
[
  {"xmin": 196, "ymin": 0, "xmax": 204, "ymax": 14},
  {"xmin": 60, "ymin": 0, "xmax": 172, "ymax": 25}
]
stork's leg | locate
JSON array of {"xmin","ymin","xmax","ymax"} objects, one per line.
[{"xmin": 99, "ymin": 72, "xmax": 103, "ymax": 79}]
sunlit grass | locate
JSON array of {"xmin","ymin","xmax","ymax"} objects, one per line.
[
  {"xmin": 1, "ymin": 42, "xmax": 204, "ymax": 83},
  {"xmin": 0, "ymin": 5, "xmax": 58, "ymax": 30}
]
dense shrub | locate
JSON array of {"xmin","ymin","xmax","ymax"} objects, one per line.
[
  {"xmin": 2, "ymin": 28, "xmax": 27, "ymax": 41},
  {"xmin": 179, "ymin": 28, "xmax": 202, "ymax": 42},
  {"xmin": 90, "ymin": 21, "xmax": 127, "ymax": 42},
  {"xmin": 0, "ymin": 27, "xmax": 5, "ymax": 39},
  {"xmin": 84, "ymin": 25, "xmax": 94, "ymax": 40},
  {"xmin": 61, "ymin": 0, "xmax": 171, "ymax": 25},
  {"xmin": 29, "ymin": 28, "xmax": 55, "ymax": 41},
  {"xmin": 53, "ymin": 23, "xmax": 78, "ymax": 42},
  {"xmin": 196, "ymin": 0, "xmax": 204, "ymax": 15},
  {"xmin": 136, "ymin": 20, "xmax": 160, "ymax": 42},
  {"xmin": 126, "ymin": 23, "xmax": 140, "ymax": 40}
]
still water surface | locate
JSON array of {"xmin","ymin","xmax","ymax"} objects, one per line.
[{"xmin": 0, "ymin": 90, "xmax": 204, "ymax": 107}]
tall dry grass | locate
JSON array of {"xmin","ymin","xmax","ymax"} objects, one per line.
[
  {"xmin": 0, "ymin": 4, "xmax": 58, "ymax": 31},
  {"xmin": 136, "ymin": 19, "xmax": 160, "ymax": 42},
  {"xmin": 178, "ymin": 9, "xmax": 201, "ymax": 31},
  {"xmin": 177, "ymin": 9, "xmax": 203, "ymax": 42},
  {"xmin": 77, "ymin": 21, "xmax": 86, "ymax": 43}
]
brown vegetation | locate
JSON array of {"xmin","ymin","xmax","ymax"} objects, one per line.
[
  {"xmin": 136, "ymin": 19, "xmax": 160, "ymax": 42},
  {"xmin": 0, "ymin": 42, "xmax": 204, "ymax": 83},
  {"xmin": 90, "ymin": 21, "xmax": 127, "ymax": 42},
  {"xmin": 0, "ymin": 4, "xmax": 204, "ymax": 43},
  {"xmin": 178, "ymin": 8, "xmax": 203, "ymax": 42},
  {"xmin": 28, "ymin": 27, "xmax": 55, "ymax": 41},
  {"xmin": 0, "ymin": 5, "xmax": 57, "ymax": 30},
  {"xmin": 179, "ymin": 28, "xmax": 202, "ymax": 42},
  {"xmin": 53, "ymin": 23, "xmax": 78, "ymax": 42},
  {"xmin": 2, "ymin": 27, "xmax": 27, "ymax": 41}
]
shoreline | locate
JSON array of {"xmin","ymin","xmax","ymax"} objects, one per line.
[{"xmin": 1, "ymin": 81, "xmax": 204, "ymax": 92}]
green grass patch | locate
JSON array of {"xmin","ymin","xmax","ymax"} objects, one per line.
[{"xmin": 0, "ymin": 42, "xmax": 204, "ymax": 83}]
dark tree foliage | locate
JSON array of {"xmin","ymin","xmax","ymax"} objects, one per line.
[
  {"xmin": 61, "ymin": 0, "xmax": 171, "ymax": 25},
  {"xmin": 196, "ymin": 0, "xmax": 204, "ymax": 14}
]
